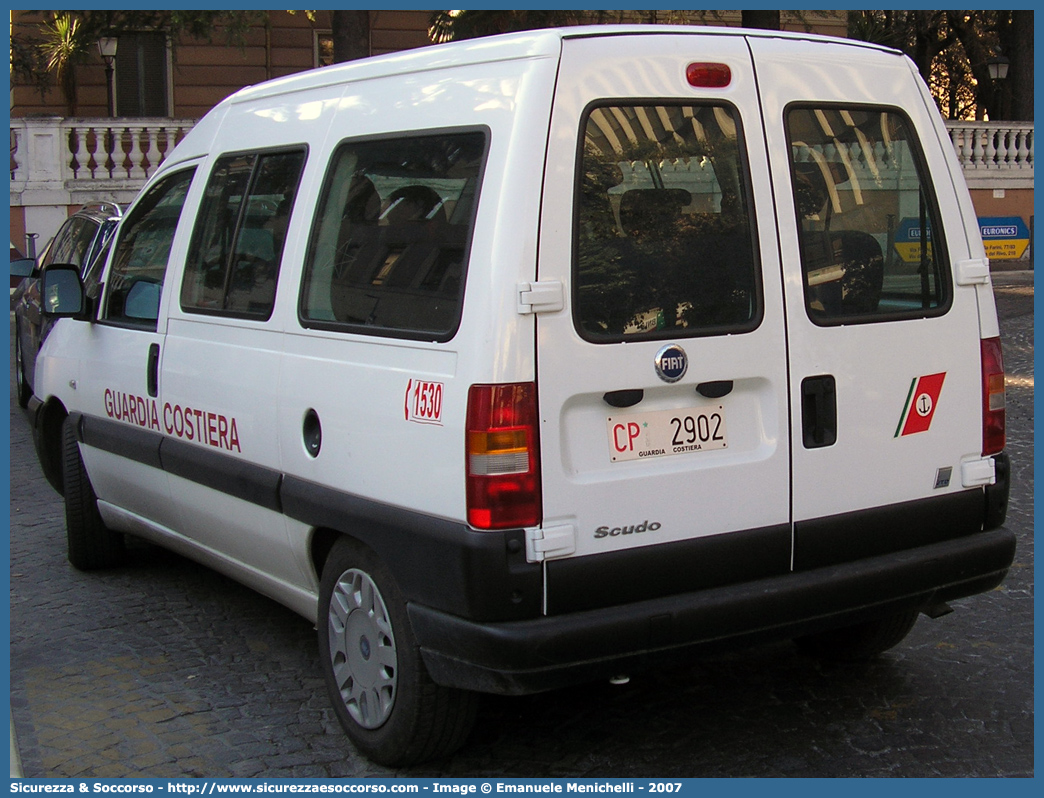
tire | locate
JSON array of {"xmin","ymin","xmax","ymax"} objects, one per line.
[
  {"xmin": 318, "ymin": 538, "xmax": 478, "ymax": 766},
  {"xmin": 795, "ymin": 607, "xmax": 921, "ymax": 661},
  {"xmin": 14, "ymin": 322, "xmax": 31, "ymax": 409},
  {"xmin": 62, "ymin": 415, "xmax": 125, "ymax": 570}
]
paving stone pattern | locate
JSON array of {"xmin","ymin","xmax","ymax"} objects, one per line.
[{"xmin": 9, "ymin": 275, "xmax": 1033, "ymax": 777}]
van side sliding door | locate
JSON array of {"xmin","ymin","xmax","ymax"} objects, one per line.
[{"xmin": 161, "ymin": 147, "xmax": 310, "ymax": 593}]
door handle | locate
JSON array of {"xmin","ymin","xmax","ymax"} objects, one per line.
[
  {"xmin": 696, "ymin": 380, "xmax": 733, "ymax": 399},
  {"xmin": 147, "ymin": 343, "xmax": 160, "ymax": 398},
  {"xmin": 603, "ymin": 389, "xmax": 644, "ymax": 408},
  {"xmin": 801, "ymin": 375, "xmax": 836, "ymax": 448}
]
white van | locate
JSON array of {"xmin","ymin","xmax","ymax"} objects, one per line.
[{"xmin": 30, "ymin": 26, "xmax": 1014, "ymax": 765}]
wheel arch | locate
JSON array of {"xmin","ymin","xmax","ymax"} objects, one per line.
[
  {"xmin": 281, "ymin": 473, "xmax": 542, "ymax": 621},
  {"xmin": 298, "ymin": 502, "xmax": 542, "ymax": 623},
  {"xmin": 309, "ymin": 526, "xmax": 345, "ymax": 585},
  {"xmin": 309, "ymin": 524, "xmax": 407, "ymax": 589},
  {"xmin": 32, "ymin": 397, "xmax": 69, "ymax": 496},
  {"xmin": 13, "ymin": 316, "xmax": 33, "ymax": 408}
]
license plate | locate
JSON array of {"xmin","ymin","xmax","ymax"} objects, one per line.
[{"xmin": 607, "ymin": 405, "xmax": 727, "ymax": 462}]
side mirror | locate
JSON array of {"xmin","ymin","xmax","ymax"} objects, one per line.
[
  {"xmin": 10, "ymin": 257, "xmax": 35, "ymax": 292},
  {"xmin": 10, "ymin": 257, "xmax": 35, "ymax": 279},
  {"xmin": 40, "ymin": 264, "xmax": 86, "ymax": 318}
]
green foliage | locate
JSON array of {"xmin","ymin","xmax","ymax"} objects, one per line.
[
  {"xmin": 428, "ymin": 10, "xmax": 586, "ymax": 43},
  {"xmin": 846, "ymin": 10, "xmax": 1030, "ymax": 121},
  {"xmin": 36, "ymin": 13, "xmax": 92, "ymax": 114},
  {"xmin": 40, "ymin": 13, "xmax": 91, "ymax": 77}
]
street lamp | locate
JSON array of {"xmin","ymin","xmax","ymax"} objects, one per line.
[
  {"xmin": 985, "ymin": 47, "xmax": 1010, "ymax": 121},
  {"xmin": 986, "ymin": 48, "xmax": 1010, "ymax": 82},
  {"xmin": 97, "ymin": 36, "xmax": 118, "ymax": 117}
]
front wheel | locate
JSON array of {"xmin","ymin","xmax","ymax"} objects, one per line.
[
  {"xmin": 795, "ymin": 607, "xmax": 921, "ymax": 661},
  {"xmin": 318, "ymin": 538, "xmax": 478, "ymax": 766},
  {"xmin": 62, "ymin": 415, "xmax": 125, "ymax": 570},
  {"xmin": 14, "ymin": 322, "xmax": 31, "ymax": 408}
]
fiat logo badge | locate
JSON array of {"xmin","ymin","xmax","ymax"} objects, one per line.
[{"xmin": 655, "ymin": 344, "xmax": 688, "ymax": 383}]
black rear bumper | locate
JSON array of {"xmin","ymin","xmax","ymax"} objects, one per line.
[{"xmin": 409, "ymin": 526, "xmax": 1015, "ymax": 695}]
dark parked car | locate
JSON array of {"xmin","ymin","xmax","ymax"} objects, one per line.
[
  {"xmin": 13, "ymin": 204, "xmax": 122, "ymax": 407},
  {"xmin": 11, "ymin": 242, "xmax": 35, "ymax": 300}
]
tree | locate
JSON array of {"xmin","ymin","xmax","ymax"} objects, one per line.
[
  {"xmin": 38, "ymin": 13, "xmax": 92, "ymax": 115},
  {"xmin": 428, "ymin": 9, "xmax": 792, "ymax": 40},
  {"xmin": 330, "ymin": 10, "xmax": 370, "ymax": 63},
  {"xmin": 950, "ymin": 11, "xmax": 1033, "ymax": 122},
  {"xmin": 741, "ymin": 11, "xmax": 781, "ymax": 30},
  {"xmin": 10, "ymin": 10, "xmax": 266, "ymax": 114},
  {"xmin": 429, "ymin": 10, "xmax": 585, "ymax": 43},
  {"xmin": 1006, "ymin": 10, "xmax": 1034, "ymax": 122},
  {"xmin": 848, "ymin": 10, "xmax": 1033, "ymax": 121}
]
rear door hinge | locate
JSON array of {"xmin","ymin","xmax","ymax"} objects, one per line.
[
  {"xmin": 525, "ymin": 522, "xmax": 577, "ymax": 562},
  {"xmin": 517, "ymin": 280, "xmax": 565, "ymax": 315},
  {"xmin": 961, "ymin": 456, "xmax": 996, "ymax": 487},
  {"xmin": 955, "ymin": 258, "xmax": 990, "ymax": 286}
]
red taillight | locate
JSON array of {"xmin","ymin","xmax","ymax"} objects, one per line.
[
  {"xmin": 981, "ymin": 336, "xmax": 1006, "ymax": 455},
  {"xmin": 466, "ymin": 383, "xmax": 541, "ymax": 530},
  {"xmin": 686, "ymin": 62, "xmax": 731, "ymax": 88}
]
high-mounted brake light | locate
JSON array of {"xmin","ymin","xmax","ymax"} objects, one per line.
[
  {"xmin": 981, "ymin": 336, "xmax": 1006, "ymax": 455},
  {"xmin": 686, "ymin": 62, "xmax": 732, "ymax": 89},
  {"xmin": 466, "ymin": 383, "xmax": 542, "ymax": 530}
]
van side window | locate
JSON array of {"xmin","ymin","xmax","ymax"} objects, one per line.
[
  {"xmin": 300, "ymin": 130, "xmax": 486, "ymax": 340},
  {"xmin": 786, "ymin": 106, "xmax": 950, "ymax": 323},
  {"xmin": 575, "ymin": 103, "xmax": 761, "ymax": 342},
  {"xmin": 181, "ymin": 149, "xmax": 306, "ymax": 320},
  {"xmin": 103, "ymin": 168, "xmax": 196, "ymax": 328}
]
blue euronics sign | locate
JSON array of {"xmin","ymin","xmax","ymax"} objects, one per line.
[
  {"xmin": 978, "ymin": 216, "xmax": 1030, "ymax": 260},
  {"xmin": 893, "ymin": 217, "xmax": 933, "ymax": 263},
  {"xmin": 894, "ymin": 217, "xmax": 931, "ymax": 242},
  {"xmin": 893, "ymin": 215, "xmax": 1031, "ymax": 262}
]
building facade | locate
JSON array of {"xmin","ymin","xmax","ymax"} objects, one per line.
[
  {"xmin": 9, "ymin": 10, "xmax": 1031, "ymax": 264},
  {"xmin": 10, "ymin": 11, "xmax": 434, "ymax": 120}
]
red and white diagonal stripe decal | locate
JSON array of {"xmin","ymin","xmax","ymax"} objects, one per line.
[{"xmin": 896, "ymin": 372, "xmax": 946, "ymax": 437}]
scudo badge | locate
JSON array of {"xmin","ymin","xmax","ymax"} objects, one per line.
[{"xmin": 655, "ymin": 344, "xmax": 688, "ymax": 383}]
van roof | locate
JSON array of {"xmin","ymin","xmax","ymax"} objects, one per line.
[{"xmin": 225, "ymin": 25, "xmax": 903, "ymax": 108}]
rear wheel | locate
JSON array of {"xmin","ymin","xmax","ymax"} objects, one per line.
[
  {"xmin": 318, "ymin": 538, "xmax": 478, "ymax": 766},
  {"xmin": 795, "ymin": 607, "xmax": 921, "ymax": 661},
  {"xmin": 62, "ymin": 416, "xmax": 125, "ymax": 570},
  {"xmin": 14, "ymin": 322, "xmax": 31, "ymax": 408}
]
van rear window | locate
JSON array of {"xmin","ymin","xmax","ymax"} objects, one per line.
[
  {"xmin": 574, "ymin": 103, "xmax": 761, "ymax": 342},
  {"xmin": 300, "ymin": 130, "xmax": 486, "ymax": 341},
  {"xmin": 786, "ymin": 106, "xmax": 950, "ymax": 323}
]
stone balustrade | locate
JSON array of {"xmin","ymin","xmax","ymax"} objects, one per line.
[
  {"xmin": 10, "ymin": 117, "xmax": 196, "ymax": 206},
  {"xmin": 945, "ymin": 121, "xmax": 1034, "ymax": 189}
]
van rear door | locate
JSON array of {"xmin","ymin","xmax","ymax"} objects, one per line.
[
  {"xmin": 748, "ymin": 36, "xmax": 993, "ymax": 571},
  {"xmin": 534, "ymin": 34, "xmax": 791, "ymax": 614}
]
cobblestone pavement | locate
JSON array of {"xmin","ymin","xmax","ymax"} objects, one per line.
[{"xmin": 9, "ymin": 274, "xmax": 1033, "ymax": 778}]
